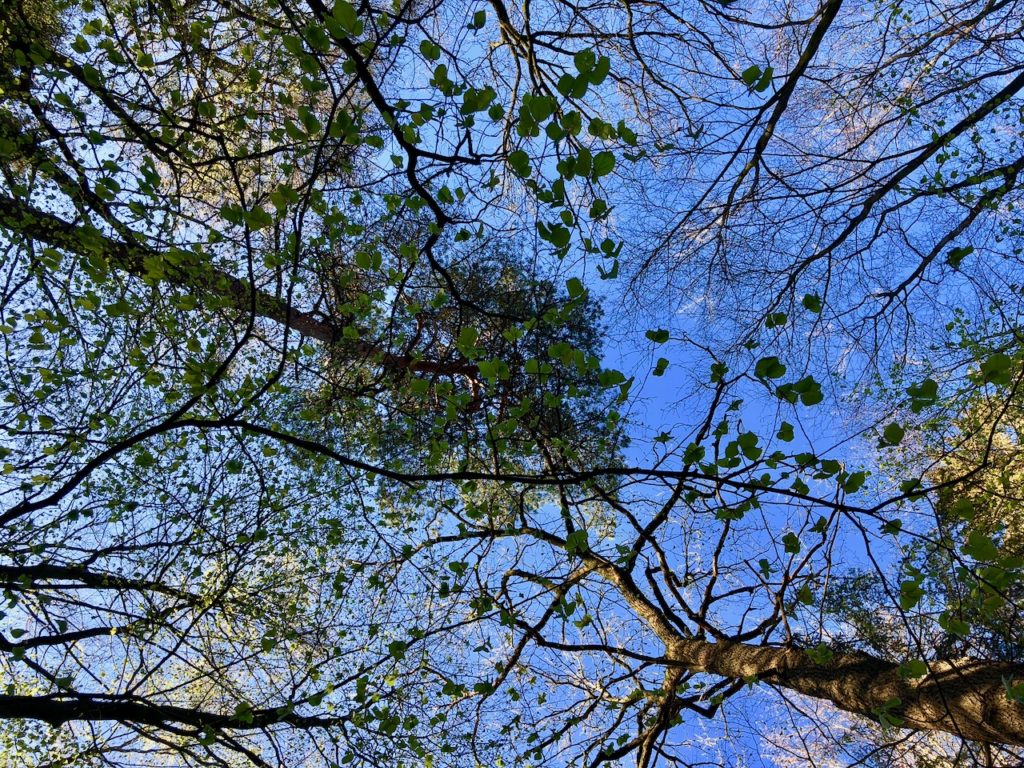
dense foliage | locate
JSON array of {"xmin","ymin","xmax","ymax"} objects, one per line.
[{"xmin": 2, "ymin": 0, "xmax": 1024, "ymax": 765}]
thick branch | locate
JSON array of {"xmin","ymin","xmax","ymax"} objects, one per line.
[
  {"xmin": 0, "ymin": 194, "xmax": 477, "ymax": 378},
  {"xmin": 678, "ymin": 640, "xmax": 1024, "ymax": 745},
  {"xmin": 0, "ymin": 563, "xmax": 201, "ymax": 603},
  {"xmin": 586, "ymin": 557, "xmax": 1024, "ymax": 745},
  {"xmin": 0, "ymin": 694, "xmax": 344, "ymax": 730}
]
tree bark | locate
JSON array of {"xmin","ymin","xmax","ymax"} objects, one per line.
[
  {"xmin": 674, "ymin": 639, "xmax": 1024, "ymax": 745},
  {"xmin": 595, "ymin": 559, "xmax": 1024, "ymax": 745}
]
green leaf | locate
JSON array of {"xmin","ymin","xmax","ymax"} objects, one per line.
[
  {"xmin": 104, "ymin": 298, "xmax": 134, "ymax": 318},
  {"xmin": 875, "ymin": 697, "xmax": 904, "ymax": 728},
  {"xmin": 737, "ymin": 431, "xmax": 761, "ymax": 460},
  {"xmin": 388, "ymin": 640, "xmax": 408, "ymax": 660},
  {"xmin": 1005, "ymin": 678, "xmax": 1024, "ymax": 703},
  {"xmin": 574, "ymin": 49, "xmax": 596, "ymax": 73},
  {"xmin": 589, "ymin": 56, "xmax": 611, "ymax": 85},
  {"xmin": 683, "ymin": 443, "xmax": 705, "ymax": 463},
  {"xmin": 899, "ymin": 478, "xmax": 925, "ymax": 499},
  {"xmin": 963, "ymin": 530, "xmax": 1000, "ymax": 562},
  {"xmin": 598, "ymin": 369, "xmax": 626, "ymax": 387},
  {"xmin": 946, "ymin": 245, "xmax": 974, "ymax": 269},
  {"xmin": 938, "ymin": 611, "xmax": 970, "ymax": 637},
  {"xmin": 906, "ymin": 377, "xmax": 938, "ymax": 413},
  {"xmin": 588, "ymin": 118, "xmax": 615, "ymax": 140},
  {"xmin": 818, "ymin": 459, "xmax": 841, "ymax": 476},
  {"xmin": 899, "ymin": 659, "xmax": 928, "ymax": 679},
  {"xmin": 477, "ymin": 358, "xmax": 508, "ymax": 383},
  {"xmin": 980, "ymin": 353, "xmax": 1013, "ymax": 385},
  {"xmin": 782, "ymin": 532, "xmax": 801, "ymax": 554},
  {"xmin": 457, "ymin": 326, "xmax": 479, "ymax": 353},
  {"xmin": 753, "ymin": 66, "xmax": 774, "ymax": 92},
  {"xmin": 473, "ymin": 680, "xmax": 495, "ymax": 695},
  {"xmin": 801, "ymin": 293, "xmax": 822, "ymax": 313},
  {"xmin": 538, "ymin": 222, "xmax": 570, "ymax": 249},
  {"xmin": 777, "ymin": 422, "xmax": 794, "ymax": 442},
  {"xmin": 645, "ymin": 329, "xmax": 669, "ymax": 344},
  {"xmin": 332, "ymin": 0, "xmax": 359, "ymax": 33},
  {"xmin": 531, "ymin": 95, "xmax": 556, "ymax": 123},
  {"xmin": 899, "ymin": 579, "xmax": 924, "ymax": 610},
  {"xmin": 797, "ymin": 378, "xmax": 824, "ymax": 406},
  {"xmin": 806, "ymin": 643, "xmax": 833, "ymax": 664},
  {"xmin": 561, "ymin": 111, "xmax": 582, "ymax": 135},
  {"xmin": 442, "ymin": 680, "xmax": 466, "ymax": 697},
  {"xmin": 508, "ymin": 150, "xmax": 531, "ymax": 177},
  {"xmin": 565, "ymin": 529, "xmax": 589, "ymax": 555},
  {"xmin": 778, "ymin": 376, "xmax": 825, "ymax": 406},
  {"xmin": 297, "ymin": 105, "xmax": 322, "ymax": 135},
  {"xmin": 592, "ymin": 151, "xmax": 615, "ymax": 178},
  {"xmin": 881, "ymin": 518, "xmax": 902, "ymax": 535},
  {"xmin": 419, "ymin": 39, "xmax": 442, "ymax": 61},
  {"xmin": 245, "ymin": 206, "xmax": 273, "ymax": 230},
  {"xmin": 135, "ymin": 450, "xmax": 157, "ymax": 469},
  {"xmin": 741, "ymin": 65, "xmax": 761, "ymax": 86},
  {"xmin": 576, "ymin": 148, "xmax": 593, "ymax": 177},
  {"xmin": 843, "ymin": 471, "xmax": 867, "ymax": 493},
  {"xmin": 754, "ymin": 356, "xmax": 787, "ymax": 379},
  {"xmin": 950, "ymin": 497, "xmax": 975, "ymax": 521},
  {"xmin": 881, "ymin": 422, "xmax": 905, "ymax": 446},
  {"xmin": 468, "ymin": 9, "xmax": 486, "ymax": 29}
]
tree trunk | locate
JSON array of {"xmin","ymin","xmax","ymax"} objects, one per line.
[
  {"xmin": 675, "ymin": 639, "xmax": 1024, "ymax": 745},
  {"xmin": 598, "ymin": 562, "xmax": 1024, "ymax": 745}
]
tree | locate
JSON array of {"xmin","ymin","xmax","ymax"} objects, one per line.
[{"xmin": 1, "ymin": 0, "xmax": 1023, "ymax": 766}]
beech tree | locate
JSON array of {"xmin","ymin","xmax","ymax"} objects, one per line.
[{"xmin": 1, "ymin": 0, "xmax": 1023, "ymax": 766}]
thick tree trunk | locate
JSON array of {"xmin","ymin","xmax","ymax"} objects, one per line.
[
  {"xmin": 598, "ymin": 563, "xmax": 1024, "ymax": 745},
  {"xmin": 675, "ymin": 639, "xmax": 1024, "ymax": 745}
]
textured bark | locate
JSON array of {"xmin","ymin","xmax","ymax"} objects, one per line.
[
  {"xmin": 593, "ymin": 560, "xmax": 1024, "ymax": 745},
  {"xmin": 674, "ymin": 639, "xmax": 1024, "ymax": 745}
]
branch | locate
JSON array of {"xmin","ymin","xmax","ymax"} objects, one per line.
[
  {"xmin": 0, "ymin": 193, "xmax": 478, "ymax": 379},
  {"xmin": 673, "ymin": 640, "xmax": 1024, "ymax": 746},
  {"xmin": 0, "ymin": 694, "xmax": 346, "ymax": 730}
]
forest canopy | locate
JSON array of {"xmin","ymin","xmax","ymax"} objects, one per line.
[{"xmin": 1, "ymin": 0, "xmax": 1024, "ymax": 765}]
